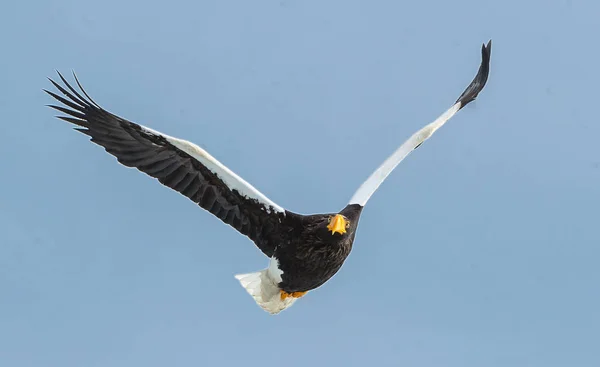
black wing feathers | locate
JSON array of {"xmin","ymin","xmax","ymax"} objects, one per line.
[
  {"xmin": 456, "ymin": 40, "xmax": 492, "ymax": 108},
  {"xmin": 45, "ymin": 72, "xmax": 285, "ymax": 257}
]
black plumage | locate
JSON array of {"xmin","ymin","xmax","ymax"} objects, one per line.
[{"xmin": 274, "ymin": 204, "xmax": 363, "ymax": 292}]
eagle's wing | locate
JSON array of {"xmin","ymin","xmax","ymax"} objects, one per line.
[
  {"xmin": 349, "ymin": 40, "xmax": 492, "ymax": 206},
  {"xmin": 46, "ymin": 72, "xmax": 287, "ymax": 257}
]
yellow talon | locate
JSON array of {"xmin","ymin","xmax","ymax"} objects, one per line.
[{"xmin": 280, "ymin": 290, "xmax": 308, "ymax": 300}]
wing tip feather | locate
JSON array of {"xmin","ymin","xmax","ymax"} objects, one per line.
[
  {"xmin": 455, "ymin": 39, "xmax": 492, "ymax": 108},
  {"xmin": 46, "ymin": 70, "xmax": 107, "ymax": 129}
]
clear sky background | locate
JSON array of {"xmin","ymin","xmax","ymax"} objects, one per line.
[{"xmin": 1, "ymin": 0, "xmax": 599, "ymax": 366}]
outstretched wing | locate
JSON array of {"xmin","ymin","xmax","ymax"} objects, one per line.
[
  {"xmin": 349, "ymin": 40, "xmax": 492, "ymax": 207},
  {"xmin": 46, "ymin": 72, "xmax": 286, "ymax": 257}
]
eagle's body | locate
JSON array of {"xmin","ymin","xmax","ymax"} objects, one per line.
[
  {"xmin": 46, "ymin": 41, "xmax": 491, "ymax": 314},
  {"xmin": 273, "ymin": 204, "xmax": 363, "ymax": 293}
]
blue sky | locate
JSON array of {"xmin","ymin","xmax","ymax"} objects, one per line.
[{"xmin": 1, "ymin": 0, "xmax": 599, "ymax": 366}]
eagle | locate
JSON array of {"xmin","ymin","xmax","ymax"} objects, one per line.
[{"xmin": 46, "ymin": 40, "xmax": 491, "ymax": 314}]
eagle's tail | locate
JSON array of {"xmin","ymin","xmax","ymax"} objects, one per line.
[{"xmin": 234, "ymin": 270, "xmax": 298, "ymax": 315}]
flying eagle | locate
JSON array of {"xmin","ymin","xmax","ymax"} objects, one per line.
[{"xmin": 46, "ymin": 40, "xmax": 491, "ymax": 314}]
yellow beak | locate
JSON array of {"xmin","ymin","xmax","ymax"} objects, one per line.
[{"xmin": 327, "ymin": 214, "xmax": 347, "ymax": 235}]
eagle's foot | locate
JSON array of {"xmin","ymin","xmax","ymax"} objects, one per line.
[{"xmin": 280, "ymin": 290, "xmax": 307, "ymax": 300}]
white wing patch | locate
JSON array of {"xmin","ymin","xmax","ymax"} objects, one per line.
[
  {"xmin": 140, "ymin": 126, "xmax": 285, "ymax": 214},
  {"xmin": 349, "ymin": 102, "xmax": 462, "ymax": 207}
]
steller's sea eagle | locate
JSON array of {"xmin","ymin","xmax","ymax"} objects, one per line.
[{"xmin": 46, "ymin": 40, "xmax": 491, "ymax": 314}]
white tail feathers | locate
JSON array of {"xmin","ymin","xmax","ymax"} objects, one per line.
[{"xmin": 234, "ymin": 270, "xmax": 298, "ymax": 315}]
